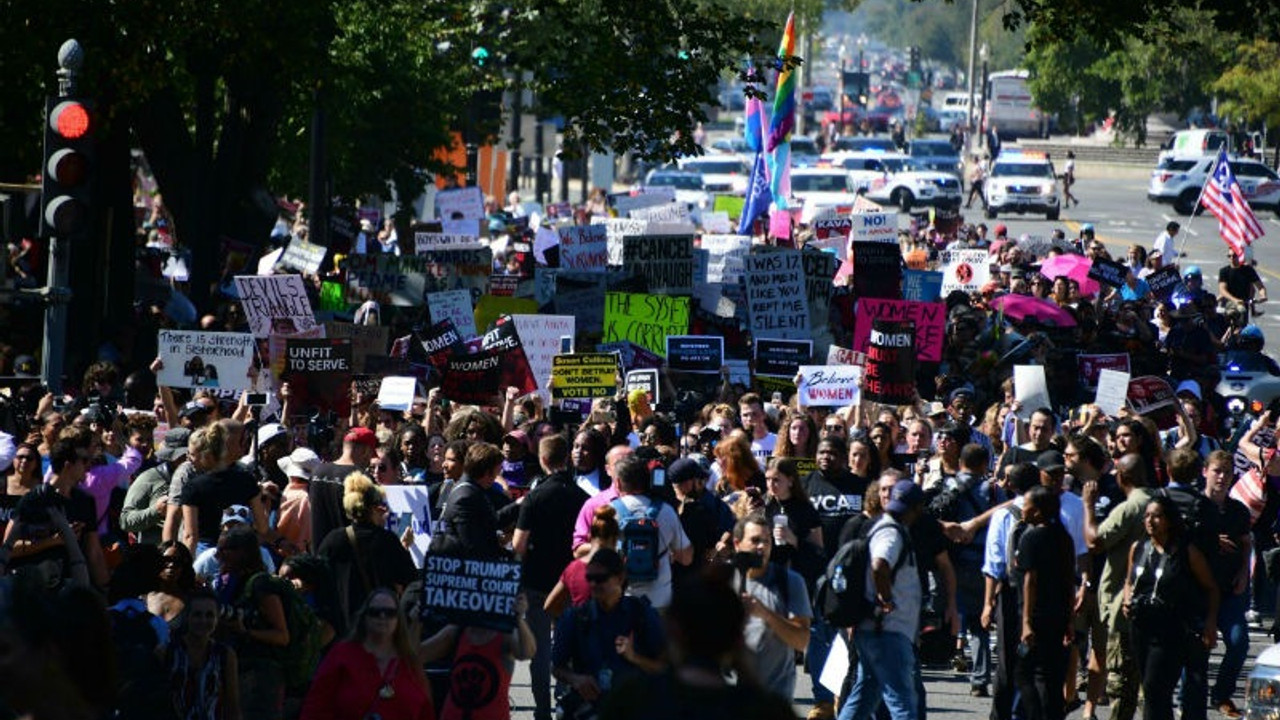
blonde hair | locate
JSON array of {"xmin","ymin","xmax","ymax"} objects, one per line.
[
  {"xmin": 343, "ymin": 471, "xmax": 385, "ymax": 523},
  {"xmin": 188, "ymin": 422, "xmax": 230, "ymax": 471}
]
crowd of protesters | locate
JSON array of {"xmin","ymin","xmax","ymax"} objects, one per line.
[{"xmin": 1, "ymin": 147, "xmax": 1279, "ymax": 720}]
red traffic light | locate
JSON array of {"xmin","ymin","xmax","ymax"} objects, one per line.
[{"xmin": 49, "ymin": 100, "xmax": 90, "ymax": 139}]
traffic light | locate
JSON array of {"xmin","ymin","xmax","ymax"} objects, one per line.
[
  {"xmin": 40, "ymin": 96, "xmax": 94, "ymax": 237},
  {"xmin": 909, "ymin": 46, "xmax": 921, "ymax": 72}
]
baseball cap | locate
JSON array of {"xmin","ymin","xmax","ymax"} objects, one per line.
[
  {"xmin": 994, "ymin": 224, "xmax": 1008, "ymax": 237},
  {"xmin": 277, "ymin": 447, "xmax": 321, "ymax": 480},
  {"xmin": 502, "ymin": 429, "xmax": 531, "ymax": 453},
  {"xmin": 1183, "ymin": 265, "xmax": 1202, "ymax": 279},
  {"xmin": 221, "ymin": 504, "xmax": 254, "ymax": 527},
  {"xmin": 947, "ymin": 385, "xmax": 976, "ymax": 405},
  {"xmin": 156, "ymin": 427, "xmax": 192, "ymax": 462},
  {"xmin": 1175, "ymin": 379, "xmax": 1202, "ymax": 400},
  {"xmin": 668, "ymin": 457, "xmax": 710, "ymax": 485},
  {"xmin": 257, "ymin": 422, "xmax": 288, "ymax": 448},
  {"xmin": 1036, "ymin": 450, "xmax": 1066, "ymax": 474},
  {"xmin": 344, "ymin": 426, "xmax": 378, "ymax": 448},
  {"xmin": 887, "ymin": 480, "xmax": 925, "ymax": 514},
  {"xmin": 178, "ymin": 400, "xmax": 209, "ymax": 419},
  {"xmin": 926, "ymin": 401, "xmax": 948, "ymax": 418},
  {"xmin": 13, "ymin": 355, "xmax": 37, "ymax": 378}
]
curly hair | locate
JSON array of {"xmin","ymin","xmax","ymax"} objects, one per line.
[{"xmin": 443, "ymin": 408, "xmax": 503, "ymax": 444}]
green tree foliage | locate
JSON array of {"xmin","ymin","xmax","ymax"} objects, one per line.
[
  {"xmin": 992, "ymin": 0, "xmax": 1280, "ymax": 50},
  {"xmin": 1212, "ymin": 39, "xmax": 1280, "ymax": 142}
]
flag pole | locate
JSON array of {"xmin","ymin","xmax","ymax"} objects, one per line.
[{"xmin": 1175, "ymin": 151, "xmax": 1224, "ymax": 260}]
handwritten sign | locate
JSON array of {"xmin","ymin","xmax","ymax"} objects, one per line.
[
  {"xmin": 414, "ymin": 232, "xmax": 485, "ymax": 253},
  {"xmin": 1094, "ymin": 369, "xmax": 1131, "ymax": 417},
  {"xmin": 157, "ymin": 331, "xmax": 256, "ymax": 392},
  {"xmin": 421, "ymin": 556, "xmax": 522, "ymax": 631},
  {"xmin": 345, "ymin": 254, "xmax": 427, "ymax": 306},
  {"xmin": 744, "ymin": 250, "xmax": 809, "ymax": 340},
  {"xmin": 435, "ymin": 187, "xmax": 484, "ymax": 221},
  {"xmin": 511, "ymin": 314, "xmax": 575, "ymax": 399},
  {"xmin": 234, "ymin": 275, "xmax": 318, "ymax": 338},
  {"xmin": 630, "ymin": 202, "xmax": 692, "ymax": 224},
  {"xmin": 428, "ymin": 289, "xmax": 478, "ymax": 340},
  {"xmin": 559, "ymin": 225, "xmax": 609, "ymax": 271},
  {"xmin": 666, "ymin": 335, "xmax": 724, "ymax": 374},
  {"xmin": 622, "ymin": 234, "xmax": 695, "ymax": 295},
  {"xmin": 1013, "ymin": 365, "xmax": 1051, "ymax": 420},
  {"xmin": 603, "ymin": 292, "xmax": 690, "ymax": 357},
  {"xmin": 827, "ymin": 345, "xmax": 867, "ymax": 366},
  {"xmin": 550, "ymin": 354, "xmax": 617, "ymax": 399},
  {"xmin": 852, "ymin": 298, "xmax": 945, "ymax": 363},
  {"xmin": 383, "ymin": 485, "xmax": 433, "ymax": 567},
  {"xmin": 377, "ymin": 376, "xmax": 419, "ymax": 412},
  {"xmin": 700, "ymin": 235, "xmax": 751, "ymax": 284},
  {"xmin": 798, "ymin": 365, "xmax": 862, "ymax": 407}
]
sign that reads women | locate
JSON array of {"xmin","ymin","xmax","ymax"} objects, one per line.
[
  {"xmin": 864, "ymin": 320, "xmax": 916, "ymax": 405},
  {"xmin": 550, "ymin": 354, "xmax": 618, "ymax": 399},
  {"xmin": 852, "ymin": 298, "xmax": 945, "ymax": 362},
  {"xmin": 622, "ymin": 234, "xmax": 695, "ymax": 295},
  {"xmin": 421, "ymin": 555, "xmax": 522, "ymax": 631},
  {"xmin": 157, "ymin": 331, "xmax": 256, "ymax": 392},
  {"xmin": 234, "ymin": 274, "xmax": 318, "ymax": 338},
  {"xmin": 744, "ymin": 250, "xmax": 809, "ymax": 340},
  {"xmin": 603, "ymin": 292, "xmax": 690, "ymax": 357},
  {"xmin": 665, "ymin": 335, "xmax": 724, "ymax": 374},
  {"xmin": 798, "ymin": 364, "xmax": 863, "ymax": 407}
]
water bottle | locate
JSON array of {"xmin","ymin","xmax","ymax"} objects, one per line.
[
  {"xmin": 772, "ymin": 510, "xmax": 789, "ymax": 545},
  {"xmin": 831, "ymin": 565, "xmax": 847, "ymax": 593}
]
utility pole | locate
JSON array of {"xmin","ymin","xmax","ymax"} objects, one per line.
[{"xmin": 965, "ymin": 0, "xmax": 979, "ymax": 155}]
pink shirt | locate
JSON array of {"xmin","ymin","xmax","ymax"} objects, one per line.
[
  {"xmin": 571, "ymin": 486, "xmax": 618, "ymax": 548},
  {"xmin": 79, "ymin": 446, "xmax": 143, "ymax": 535}
]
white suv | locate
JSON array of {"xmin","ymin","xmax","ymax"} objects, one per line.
[
  {"xmin": 983, "ymin": 152, "xmax": 1060, "ymax": 221},
  {"xmin": 863, "ymin": 153, "xmax": 962, "ymax": 213},
  {"xmin": 1148, "ymin": 155, "xmax": 1280, "ymax": 217}
]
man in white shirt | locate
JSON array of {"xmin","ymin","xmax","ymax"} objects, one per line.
[
  {"xmin": 739, "ymin": 392, "xmax": 777, "ymax": 463},
  {"xmin": 1153, "ymin": 221, "xmax": 1180, "ymax": 259}
]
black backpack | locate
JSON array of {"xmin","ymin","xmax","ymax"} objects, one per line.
[
  {"xmin": 815, "ymin": 521, "xmax": 912, "ymax": 627},
  {"xmin": 1005, "ymin": 504, "xmax": 1029, "ymax": 597}
]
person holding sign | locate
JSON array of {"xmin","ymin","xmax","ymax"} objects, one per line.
[
  {"xmin": 300, "ymin": 588, "xmax": 433, "ymax": 720},
  {"xmin": 419, "ymin": 593, "xmax": 536, "ymax": 720}
]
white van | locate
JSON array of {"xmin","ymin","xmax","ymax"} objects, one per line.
[{"xmin": 1159, "ymin": 129, "xmax": 1231, "ymax": 161}]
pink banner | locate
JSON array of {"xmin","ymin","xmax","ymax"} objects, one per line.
[{"xmin": 852, "ymin": 298, "xmax": 945, "ymax": 363}]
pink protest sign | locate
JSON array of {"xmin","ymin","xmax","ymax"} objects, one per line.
[{"xmin": 852, "ymin": 298, "xmax": 945, "ymax": 363}]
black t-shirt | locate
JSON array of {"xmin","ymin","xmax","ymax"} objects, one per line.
[
  {"xmin": 514, "ymin": 471, "xmax": 589, "ymax": 594},
  {"xmin": 1219, "ymin": 264, "xmax": 1261, "ymax": 303},
  {"xmin": 909, "ymin": 513, "xmax": 947, "ymax": 587},
  {"xmin": 803, "ymin": 469, "xmax": 869, "ymax": 558},
  {"xmin": 308, "ymin": 462, "xmax": 359, "ymax": 550},
  {"xmin": 1015, "ymin": 522, "xmax": 1075, "ymax": 630},
  {"xmin": 179, "ymin": 466, "xmax": 259, "ymax": 544},
  {"xmin": 316, "ymin": 522, "xmax": 419, "ymax": 621},
  {"xmin": 1210, "ymin": 496, "xmax": 1252, "ymax": 591}
]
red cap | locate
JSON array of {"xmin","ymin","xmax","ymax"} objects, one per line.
[
  {"xmin": 994, "ymin": 224, "xmax": 1008, "ymax": 237},
  {"xmin": 344, "ymin": 427, "xmax": 378, "ymax": 448}
]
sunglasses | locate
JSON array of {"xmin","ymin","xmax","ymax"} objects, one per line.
[
  {"xmin": 365, "ymin": 607, "xmax": 397, "ymax": 619},
  {"xmin": 14, "ymin": 454, "xmax": 36, "ymax": 462},
  {"xmin": 586, "ymin": 573, "xmax": 613, "ymax": 584}
]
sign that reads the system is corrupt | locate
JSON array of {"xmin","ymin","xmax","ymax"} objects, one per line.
[
  {"xmin": 234, "ymin": 274, "xmax": 318, "ymax": 338},
  {"xmin": 665, "ymin": 335, "xmax": 724, "ymax": 374},
  {"xmin": 421, "ymin": 555, "xmax": 522, "ymax": 631},
  {"xmin": 603, "ymin": 292, "xmax": 690, "ymax": 357},
  {"xmin": 863, "ymin": 320, "xmax": 916, "ymax": 405},
  {"xmin": 550, "ymin": 354, "xmax": 618, "ymax": 399},
  {"xmin": 157, "ymin": 331, "xmax": 257, "ymax": 392}
]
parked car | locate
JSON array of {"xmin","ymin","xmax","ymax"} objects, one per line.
[{"xmin": 1147, "ymin": 154, "xmax": 1280, "ymax": 217}]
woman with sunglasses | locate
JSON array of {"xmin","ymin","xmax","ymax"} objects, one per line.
[
  {"xmin": 551, "ymin": 549, "xmax": 665, "ymax": 716},
  {"xmin": 148, "ymin": 540, "xmax": 197, "ymax": 628},
  {"xmin": 420, "ymin": 593, "xmax": 536, "ymax": 720},
  {"xmin": 1, "ymin": 442, "xmax": 41, "ymax": 536},
  {"xmin": 301, "ymin": 588, "xmax": 434, "ymax": 720}
]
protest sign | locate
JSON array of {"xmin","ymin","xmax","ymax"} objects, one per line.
[
  {"xmin": 1094, "ymin": 369, "xmax": 1131, "ymax": 417},
  {"xmin": 744, "ymin": 250, "xmax": 809, "ymax": 340},
  {"xmin": 435, "ymin": 186, "xmax": 484, "ymax": 220},
  {"xmin": 848, "ymin": 211, "xmax": 899, "ymax": 244},
  {"xmin": 939, "ymin": 250, "xmax": 992, "ymax": 295},
  {"xmin": 1127, "ymin": 376, "xmax": 1180, "ymax": 430},
  {"xmin": 284, "ymin": 338, "xmax": 353, "ymax": 415},
  {"xmin": 622, "ymin": 234, "xmax": 695, "ymax": 295},
  {"xmin": 376, "ymin": 376, "xmax": 419, "ymax": 412},
  {"xmin": 901, "ymin": 270, "xmax": 944, "ymax": 302},
  {"xmin": 475, "ymin": 296, "xmax": 538, "ymax": 336},
  {"xmin": 1146, "ymin": 266, "xmax": 1183, "ymax": 301},
  {"xmin": 559, "ymin": 225, "xmax": 609, "ymax": 271},
  {"xmin": 802, "ymin": 249, "xmax": 838, "ymax": 326},
  {"xmin": 267, "ymin": 326, "xmax": 326, "ymax": 382},
  {"xmin": 1013, "ymin": 365, "xmax": 1051, "ymax": 420},
  {"xmin": 605, "ymin": 217, "xmax": 649, "ymax": 266},
  {"xmin": 421, "ymin": 556, "xmax": 522, "ymax": 631},
  {"xmin": 630, "ymin": 202, "xmax": 692, "ymax": 225},
  {"xmin": 863, "ymin": 320, "xmax": 916, "ymax": 405},
  {"xmin": 382, "ymin": 485, "xmax": 433, "ymax": 567},
  {"xmin": 511, "ymin": 314, "xmax": 575, "ymax": 398},
  {"xmin": 1077, "ymin": 353, "xmax": 1131, "ymax": 390},
  {"xmin": 613, "ymin": 190, "xmax": 674, "ymax": 217},
  {"xmin": 414, "ymin": 232, "xmax": 485, "ymax": 253},
  {"xmin": 419, "ymin": 319, "xmax": 463, "ymax": 366},
  {"xmin": 814, "ymin": 216, "xmax": 853, "ymax": 243},
  {"xmin": 597, "ymin": 341, "xmax": 664, "ymax": 371},
  {"xmin": 701, "ymin": 211, "xmax": 732, "ymax": 234},
  {"xmin": 279, "ymin": 238, "xmax": 328, "ymax": 275},
  {"xmin": 157, "ymin": 331, "xmax": 256, "ymax": 392},
  {"xmin": 625, "ymin": 369, "xmax": 660, "ymax": 405},
  {"xmin": 713, "ymin": 194, "xmax": 746, "ymax": 219},
  {"xmin": 441, "ymin": 345, "xmax": 531, "ymax": 405},
  {"xmin": 602, "ymin": 292, "xmax": 690, "ymax": 357},
  {"xmin": 755, "ymin": 338, "xmax": 812, "ymax": 378},
  {"xmin": 550, "ymin": 354, "xmax": 618, "ymax": 399},
  {"xmin": 852, "ymin": 298, "xmax": 945, "ymax": 363},
  {"xmin": 352, "ymin": 374, "xmax": 383, "ymax": 399},
  {"xmin": 441, "ymin": 218, "xmax": 480, "ymax": 237},
  {"xmin": 827, "ymin": 345, "xmax": 867, "ymax": 366},
  {"xmin": 666, "ymin": 335, "xmax": 724, "ymax": 374},
  {"xmin": 552, "ymin": 271, "xmax": 612, "ymax": 336},
  {"xmin": 1087, "ymin": 257, "xmax": 1129, "ymax": 288},
  {"xmin": 851, "ymin": 234, "xmax": 902, "ymax": 300},
  {"xmin": 428, "ymin": 290, "xmax": 478, "ymax": 341},
  {"xmin": 798, "ymin": 365, "xmax": 862, "ymax": 407},
  {"xmin": 700, "ymin": 235, "xmax": 751, "ymax": 284},
  {"xmin": 323, "ymin": 322, "xmax": 389, "ymax": 375},
  {"xmin": 345, "ymin": 254, "xmax": 427, "ymax": 306},
  {"xmin": 234, "ymin": 275, "xmax": 318, "ymax": 338},
  {"xmin": 417, "ymin": 248, "xmax": 494, "ymax": 298}
]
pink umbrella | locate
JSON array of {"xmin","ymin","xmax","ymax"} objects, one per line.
[
  {"xmin": 991, "ymin": 294, "xmax": 1078, "ymax": 328},
  {"xmin": 1039, "ymin": 253, "xmax": 1101, "ymax": 297}
]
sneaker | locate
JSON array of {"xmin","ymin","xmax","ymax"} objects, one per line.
[
  {"xmin": 1247, "ymin": 610, "xmax": 1262, "ymax": 626},
  {"xmin": 952, "ymin": 653, "xmax": 971, "ymax": 673},
  {"xmin": 971, "ymin": 685, "xmax": 990, "ymax": 698},
  {"xmin": 807, "ymin": 701, "xmax": 835, "ymax": 720},
  {"xmin": 1218, "ymin": 700, "xmax": 1242, "ymax": 719}
]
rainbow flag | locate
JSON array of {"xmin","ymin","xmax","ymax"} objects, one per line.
[{"xmin": 767, "ymin": 12, "xmax": 796, "ymax": 210}]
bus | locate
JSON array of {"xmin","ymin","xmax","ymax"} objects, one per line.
[{"xmin": 984, "ymin": 70, "xmax": 1049, "ymax": 140}]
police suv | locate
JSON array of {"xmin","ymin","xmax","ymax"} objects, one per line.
[{"xmin": 982, "ymin": 150, "xmax": 1061, "ymax": 221}]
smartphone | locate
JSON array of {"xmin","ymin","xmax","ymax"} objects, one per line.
[
  {"xmin": 395, "ymin": 511, "xmax": 414, "ymax": 534},
  {"xmin": 772, "ymin": 391, "xmax": 783, "ymax": 404},
  {"xmin": 246, "ymin": 392, "xmax": 268, "ymax": 406},
  {"xmin": 652, "ymin": 467, "xmax": 666, "ymax": 487},
  {"xmin": 559, "ymin": 335, "xmax": 573, "ymax": 354}
]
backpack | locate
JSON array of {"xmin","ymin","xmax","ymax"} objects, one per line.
[
  {"xmin": 241, "ymin": 572, "xmax": 325, "ymax": 693},
  {"xmin": 611, "ymin": 497, "xmax": 666, "ymax": 583},
  {"xmin": 108, "ymin": 604, "xmax": 174, "ymax": 719},
  {"xmin": 814, "ymin": 521, "xmax": 911, "ymax": 627},
  {"xmin": 1005, "ymin": 504, "xmax": 1029, "ymax": 598}
]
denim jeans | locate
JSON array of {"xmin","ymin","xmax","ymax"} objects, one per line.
[
  {"xmin": 525, "ymin": 589, "xmax": 554, "ymax": 720},
  {"xmin": 838, "ymin": 631, "xmax": 918, "ymax": 720},
  {"xmin": 1212, "ymin": 589, "xmax": 1251, "ymax": 705},
  {"xmin": 807, "ymin": 617, "xmax": 838, "ymax": 704}
]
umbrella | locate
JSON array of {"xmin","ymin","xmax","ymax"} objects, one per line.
[
  {"xmin": 1039, "ymin": 253, "xmax": 1101, "ymax": 297},
  {"xmin": 991, "ymin": 294, "xmax": 1078, "ymax": 328}
]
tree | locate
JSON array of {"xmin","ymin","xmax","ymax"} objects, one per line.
[
  {"xmin": 1212, "ymin": 39, "xmax": 1280, "ymax": 164},
  {"xmin": 984, "ymin": 0, "xmax": 1280, "ymax": 50}
]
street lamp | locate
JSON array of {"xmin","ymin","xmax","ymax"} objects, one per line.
[{"xmin": 978, "ymin": 43, "xmax": 989, "ymax": 151}]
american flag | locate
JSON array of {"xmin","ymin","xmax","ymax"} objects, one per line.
[{"xmin": 1202, "ymin": 148, "xmax": 1266, "ymax": 258}]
